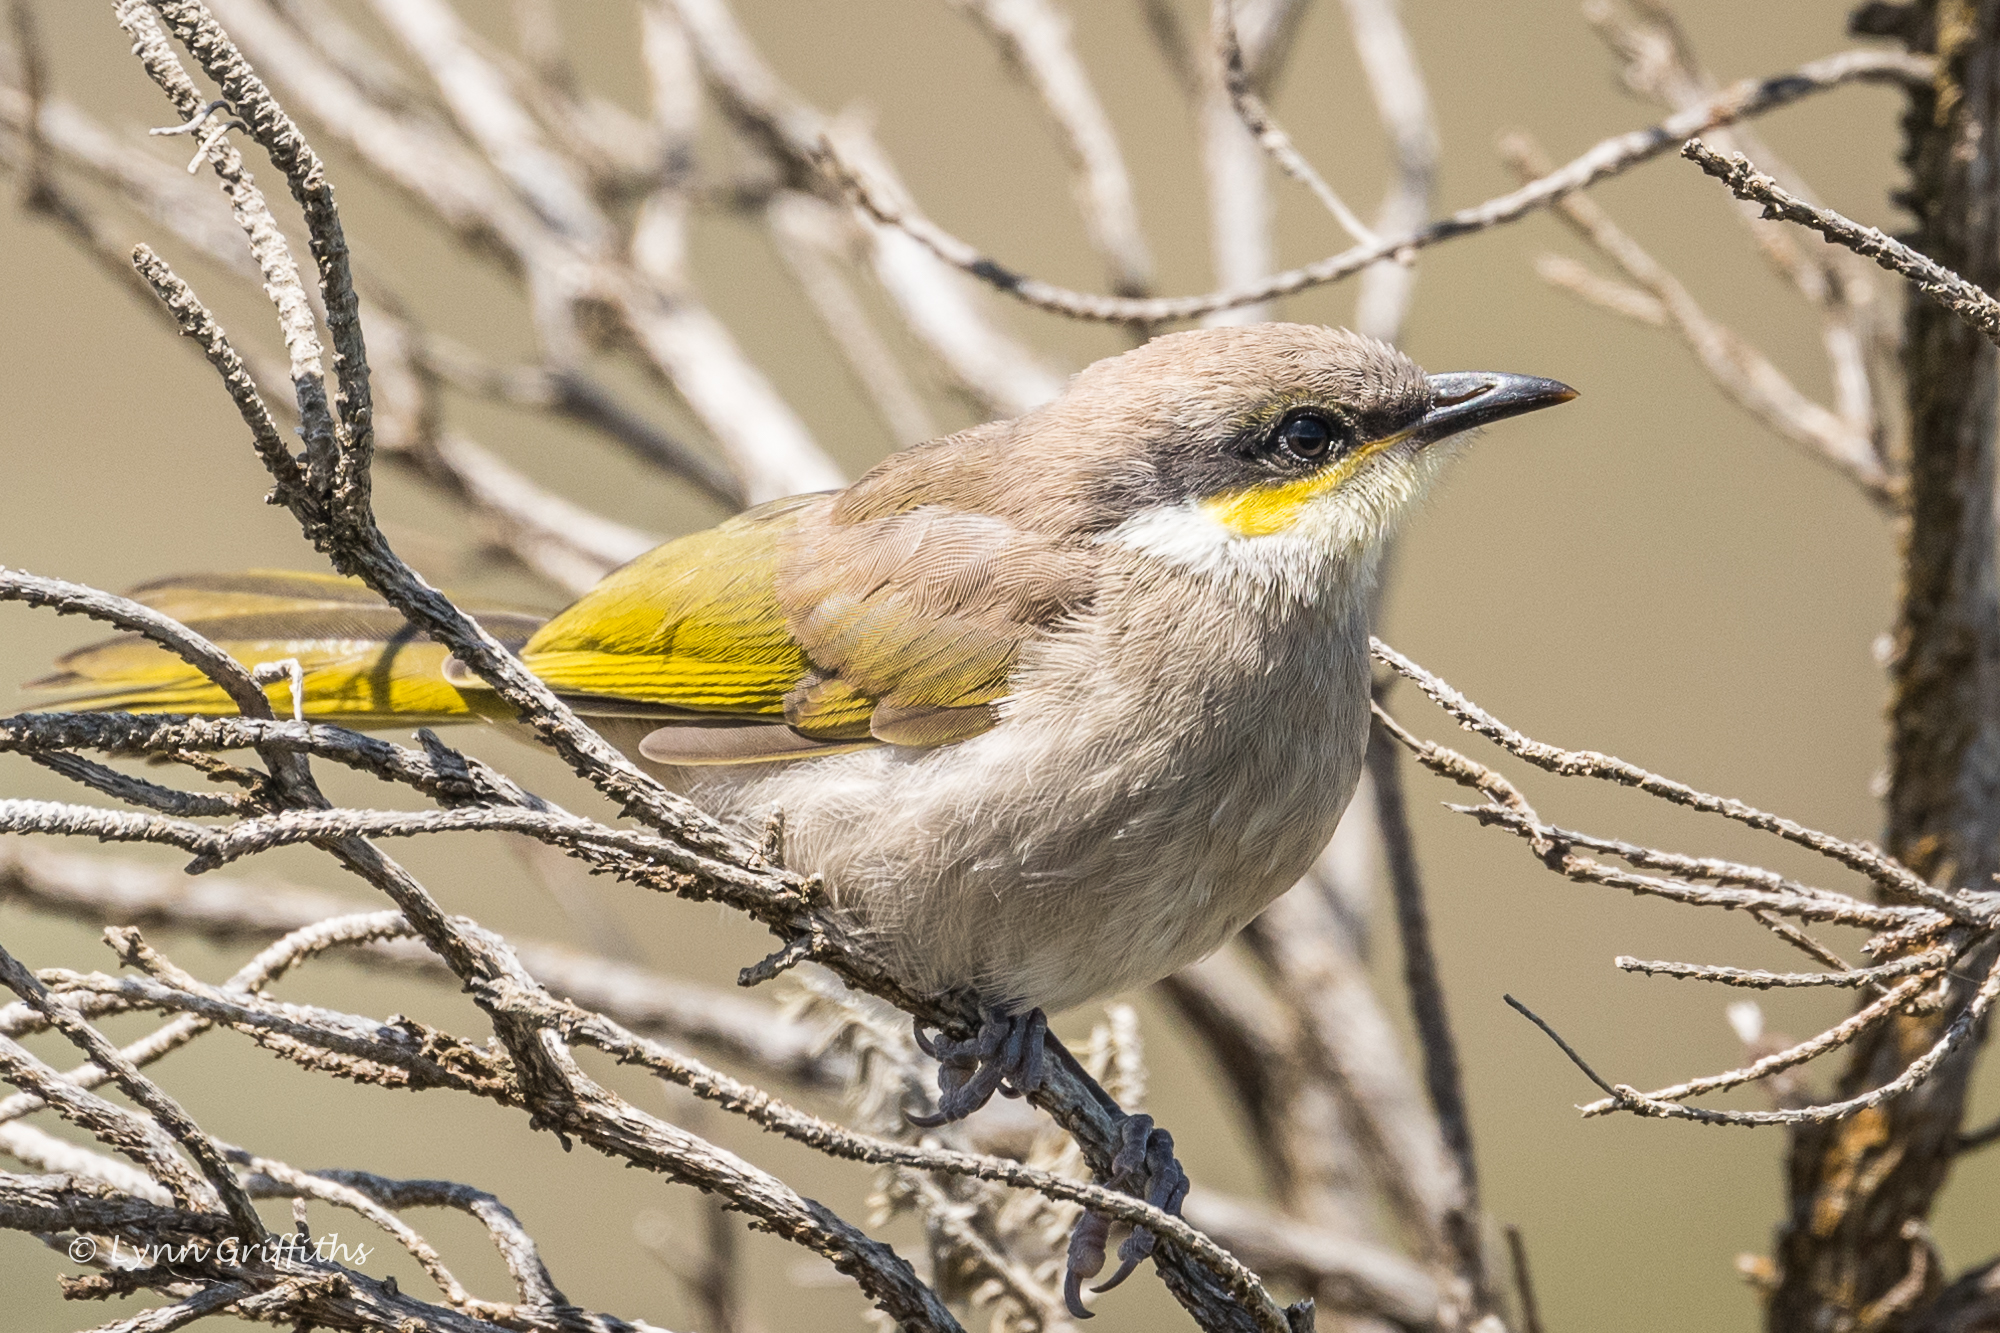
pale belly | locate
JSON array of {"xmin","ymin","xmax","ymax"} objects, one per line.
[{"xmin": 608, "ymin": 601, "xmax": 1373, "ymax": 1016}]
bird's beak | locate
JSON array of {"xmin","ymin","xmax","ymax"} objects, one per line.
[{"xmin": 1412, "ymin": 371, "xmax": 1578, "ymax": 447}]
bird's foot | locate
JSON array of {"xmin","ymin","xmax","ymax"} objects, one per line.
[
  {"xmin": 1062, "ymin": 1113, "xmax": 1189, "ymax": 1320},
  {"xmin": 908, "ymin": 1006, "xmax": 1048, "ymax": 1127}
]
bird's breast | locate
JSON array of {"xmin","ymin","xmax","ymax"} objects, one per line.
[{"xmin": 664, "ymin": 561, "xmax": 1376, "ymax": 1014}]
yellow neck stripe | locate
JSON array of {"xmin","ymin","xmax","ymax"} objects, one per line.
[{"xmin": 1200, "ymin": 427, "xmax": 1414, "ymax": 537}]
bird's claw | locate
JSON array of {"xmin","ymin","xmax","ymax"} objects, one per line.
[
  {"xmin": 907, "ymin": 1007, "xmax": 1048, "ymax": 1127},
  {"xmin": 909, "ymin": 1016, "xmax": 1187, "ymax": 1318},
  {"xmin": 1061, "ymin": 1112, "xmax": 1189, "ymax": 1319}
]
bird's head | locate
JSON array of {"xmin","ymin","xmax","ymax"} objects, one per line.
[
  {"xmin": 836, "ymin": 322, "xmax": 1574, "ymax": 604},
  {"xmin": 969, "ymin": 323, "xmax": 1575, "ymax": 596}
]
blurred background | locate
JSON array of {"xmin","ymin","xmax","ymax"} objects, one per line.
[{"xmin": 2, "ymin": 2, "xmax": 1994, "ymax": 1330}]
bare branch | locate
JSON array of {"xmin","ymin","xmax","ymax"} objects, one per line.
[
  {"xmin": 1503, "ymin": 132, "xmax": 1892, "ymax": 502},
  {"xmin": 1367, "ymin": 715, "xmax": 1484, "ymax": 1303},
  {"xmin": 1214, "ymin": 0, "xmax": 1377, "ymax": 246},
  {"xmin": 0, "ymin": 942, "xmax": 264, "ymax": 1237},
  {"xmin": 1369, "ymin": 637, "xmax": 1968, "ymax": 916},
  {"xmin": 1340, "ymin": 0, "xmax": 1439, "ymax": 344},
  {"xmin": 819, "ymin": 48, "xmax": 1931, "ymax": 323},
  {"xmin": 1684, "ymin": 137, "xmax": 2000, "ymax": 347},
  {"xmin": 0, "ymin": 838, "xmax": 848, "ymax": 1089},
  {"xmin": 950, "ymin": 0, "xmax": 1155, "ymax": 295}
]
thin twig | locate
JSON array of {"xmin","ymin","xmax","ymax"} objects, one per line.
[
  {"xmin": 1684, "ymin": 137, "xmax": 2000, "ymax": 347},
  {"xmin": 1370, "ymin": 637, "xmax": 1968, "ymax": 917},
  {"xmin": 817, "ymin": 49, "xmax": 1931, "ymax": 323},
  {"xmin": 1504, "ymin": 995, "xmax": 1621, "ymax": 1098},
  {"xmin": 1505, "ymin": 1223, "xmax": 1545, "ymax": 1333},
  {"xmin": 1366, "ymin": 715, "xmax": 1482, "ymax": 1294},
  {"xmin": 1214, "ymin": 0, "xmax": 1377, "ymax": 245},
  {"xmin": 1504, "ymin": 131, "xmax": 1890, "ymax": 501}
]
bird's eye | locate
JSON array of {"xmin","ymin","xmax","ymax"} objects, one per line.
[{"xmin": 1271, "ymin": 411, "xmax": 1342, "ymax": 462}]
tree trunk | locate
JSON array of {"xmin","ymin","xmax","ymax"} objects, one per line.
[{"xmin": 1771, "ymin": 4, "xmax": 2000, "ymax": 1329}]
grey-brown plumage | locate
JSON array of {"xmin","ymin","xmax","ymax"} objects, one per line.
[{"xmin": 613, "ymin": 324, "xmax": 1568, "ymax": 1017}]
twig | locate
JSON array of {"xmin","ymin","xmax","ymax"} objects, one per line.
[
  {"xmin": 1502, "ymin": 995, "xmax": 1620, "ymax": 1098},
  {"xmin": 951, "ymin": 0, "xmax": 1154, "ymax": 294},
  {"xmin": 72, "ymin": 1281, "xmax": 248, "ymax": 1333},
  {"xmin": 1369, "ymin": 637, "xmax": 1970, "ymax": 917},
  {"xmin": 1366, "ymin": 715, "xmax": 1483, "ymax": 1295},
  {"xmin": 1214, "ymin": 0, "xmax": 1377, "ymax": 246},
  {"xmin": 817, "ymin": 48, "xmax": 1932, "ymax": 323},
  {"xmin": 1456, "ymin": 804, "xmax": 1935, "ymax": 930},
  {"xmin": 1504, "ymin": 131, "xmax": 1891, "ymax": 501},
  {"xmin": 1684, "ymin": 138, "xmax": 2000, "ymax": 347},
  {"xmin": 1504, "ymin": 1224, "xmax": 1545, "ymax": 1333},
  {"xmin": 121, "ymin": 2, "xmax": 356, "ymax": 488},
  {"xmin": 1614, "ymin": 946, "xmax": 1951, "ymax": 990},
  {"xmin": 24, "ymin": 751, "xmax": 245, "ymax": 818}
]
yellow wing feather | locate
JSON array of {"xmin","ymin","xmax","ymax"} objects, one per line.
[
  {"xmin": 22, "ymin": 498, "xmax": 1066, "ymax": 759},
  {"xmin": 519, "ymin": 500, "xmax": 812, "ymax": 717}
]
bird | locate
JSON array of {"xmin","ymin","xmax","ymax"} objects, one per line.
[{"xmin": 25, "ymin": 323, "xmax": 1573, "ymax": 1310}]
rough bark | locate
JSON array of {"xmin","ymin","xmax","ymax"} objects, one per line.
[{"xmin": 1771, "ymin": 5, "xmax": 2000, "ymax": 1329}]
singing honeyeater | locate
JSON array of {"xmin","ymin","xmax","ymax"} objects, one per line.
[{"xmin": 26, "ymin": 323, "xmax": 1573, "ymax": 1120}]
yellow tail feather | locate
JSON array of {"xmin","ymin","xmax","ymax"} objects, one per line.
[{"xmin": 22, "ymin": 571, "xmax": 547, "ymax": 728}]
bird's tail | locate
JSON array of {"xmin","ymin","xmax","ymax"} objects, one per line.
[{"xmin": 20, "ymin": 570, "xmax": 548, "ymax": 727}]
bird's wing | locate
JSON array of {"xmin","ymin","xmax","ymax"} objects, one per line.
[
  {"xmin": 20, "ymin": 503, "xmax": 1094, "ymax": 765},
  {"xmin": 520, "ymin": 496, "xmax": 1094, "ymax": 764},
  {"xmin": 22, "ymin": 570, "xmax": 543, "ymax": 726},
  {"xmin": 776, "ymin": 503, "xmax": 1094, "ymax": 744}
]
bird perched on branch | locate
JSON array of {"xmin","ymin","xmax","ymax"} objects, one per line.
[{"xmin": 27, "ymin": 323, "xmax": 1573, "ymax": 1311}]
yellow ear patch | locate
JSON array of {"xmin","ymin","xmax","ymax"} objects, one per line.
[{"xmin": 1200, "ymin": 428, "xmax": 1411, "ymax": 537}]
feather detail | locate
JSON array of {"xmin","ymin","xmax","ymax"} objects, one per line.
[
  {"xmin": 518, "ymin": 498, "xmax": 812, "ymax": 715},
  {"xmin": 22, "ymin": 570, "xmax": 541, "ymax": 726},
  {"xmin": 636, "ymin": 720, "xmax": 877, "ymax": 766},
  {"xmin": 868, "ymin": 701, "xmax": 997, "ymax": 747}
]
